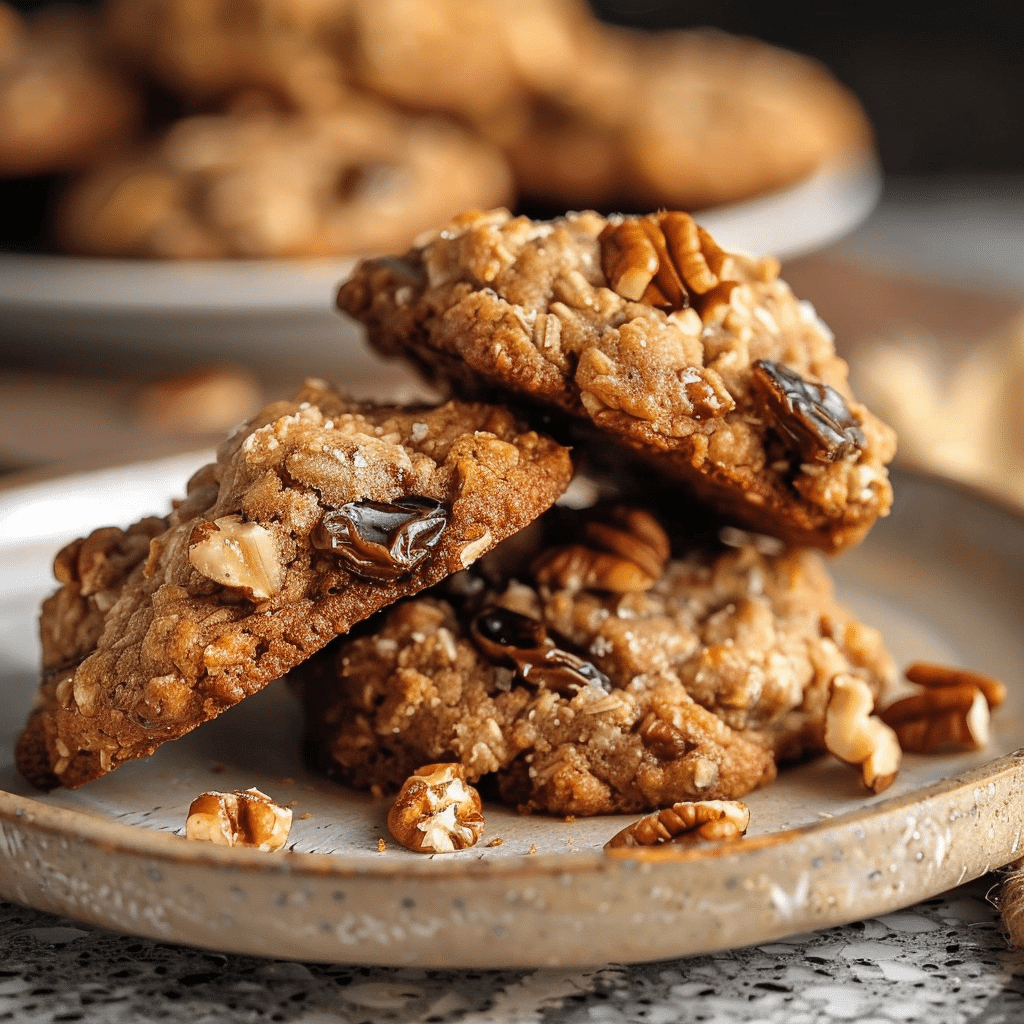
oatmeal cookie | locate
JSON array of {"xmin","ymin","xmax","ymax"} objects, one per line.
[
  {"xmin": 300, "ymin": 505, "xmax": 893, "ymax": 816},
  {"xmin": 0, "ymin": 2, "xmax": 140, "ymax": 177},
  {"xmin": 499, "ymin": 27, "xmax": 871, "ymax": 211},
  {"xmin": 16, "ymin": 381, "xmax": 572, "ymax": 790},
  {"xmin": 337, "ymin": 208, "xmax": 896, "ymax": 551},
  {"xmin": 56, "ymin": 103, "xmax": 512, "ymax": 259}
]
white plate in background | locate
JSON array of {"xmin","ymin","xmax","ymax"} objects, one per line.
[{"xmin": 0, "ymin": 153, "xmax": 880, "ymax": 377}]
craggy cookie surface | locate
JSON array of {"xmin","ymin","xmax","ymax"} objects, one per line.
[
  {"xmin": 301, "ymin": 506, "xmax": 893, "ymax": 816},
  {"xmin": 17, "ymin": 381, "xmax": 572, "ymax": 790},
  {"xmin": 337, "ymin": 209, "xmax": 896, "ymax": 552}
]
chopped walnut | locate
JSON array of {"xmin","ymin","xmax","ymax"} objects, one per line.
[
  {"xmin": 187, "ymin": 515, "xmax": 281, "ymax": 600},
  {"xmin": 598, "ymin": 211, "xmax": 732, "ymax": 314},
  {"xmin": 824, "ymin": 674, "xmax": 901, "ymax": 793},
  {"xmin": 604, "ymin": 799, "xmax": 749, "ymax": 850},
  {"xmin": 185, "ymin": 787, "xmax": 292, "ymax": 851},
  {"xmin": 387, "ymin": 763, "xmax": 485, "ymax": 853},
  {"xmin": 880, "ymin": 684, "xmax": 991, "ymax": 753},
  {"xmin": 532, "ymin": 505, "xmax": 670, "ymax": 594}
]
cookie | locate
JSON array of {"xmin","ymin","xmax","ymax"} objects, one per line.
[
  {"xmin": 300, "ymin": 503, "xmax": 893, "ymax": 816},
  {"xmin": 16, "ymin": 380, "xmax": 573, "ymax": 790},
  {"xmin": 499, "ymin": 27, "xmax": 871, "ymax": 211},
  {"xmin": 0, "ymin": 2, "xmax": 140, "ymax": 177},
  {"xmin": 103, "ymin": 0, "xmax": 351, "ymax": 112},
  {"xmin": 337, "ymin": 208, "xmax": 896, "ymax": 551},
  {"xmin": 56, "ymin": 103, "xmax": 512, "ymax": 259}
]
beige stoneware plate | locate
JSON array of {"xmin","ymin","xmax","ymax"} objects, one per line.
[{"xmin": 0, "ymin": 458, "xmax": 1022, "ymax": 969}]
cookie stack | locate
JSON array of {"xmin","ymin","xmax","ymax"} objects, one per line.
[
  {"xmin": 17, "ymin": 209, "xmax": 899, "ymax": 819},
  {"xmin": 2, "ymin": 0, "xmax": 871, "ymax": 257}
]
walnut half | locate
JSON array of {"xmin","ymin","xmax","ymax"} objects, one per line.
[
  {"xmin": 185, "ymin": 787, "xmax": 292, "ymax": 851},
  {"xmin": 824, "ymin": 674, "xmax": 901, "ymax": 793},
  {"xmin": 387, "ymin": 763, "xmax": 485, "ymax": 854}
]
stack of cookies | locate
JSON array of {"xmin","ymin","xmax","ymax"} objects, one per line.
[
  {"xmin": 2, "ymin": 0, "xmax": 872, "ymax": 257},
  {"xmin": 17, "ymin": 208, "xmax": 900, "ymax": 820}
]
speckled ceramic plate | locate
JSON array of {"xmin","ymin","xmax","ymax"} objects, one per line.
[
  {"xmin": 0, "ymin": 458, "xmax": 1021, "ymax": 969},
  {"xmin": 0, "ymin": 153, "xmax": 879, "ymax": 377}
]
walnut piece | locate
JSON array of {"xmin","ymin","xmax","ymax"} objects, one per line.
[
  {"xmin": 824, "ymin": 674, "xmax": 901, "ymax": 793},
  {"xmin": 185, "ymin": 787, "xmax": 292, "ymax": 851},
  {"xmin": 604, "ymin": 799, "xmax": 750, "ymax": 850},
  {"xmin": 532, "ymin": 505, "xmax": 670, "ymax": 594},
  {"xmin": 387, "ymin": 763, "xmax": 485, "ymax": 853},
  {"xmin": 187, "ymin": 515, "xmax": 281, "ymax": 600},
  {"xmin": 598, "ymin": 211, "xmax": 733, "ymax": 314},
  {"xmin": 880, "ymin": 684, "xmax": 991, "ymax": 754}
]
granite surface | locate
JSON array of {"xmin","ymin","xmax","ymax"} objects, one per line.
[{"xmin": 1, "ymin": 875, "xmax": 1022, "ymax": 1023}]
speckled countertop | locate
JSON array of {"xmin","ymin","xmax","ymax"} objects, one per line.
[{"xmin": 1, "ymin": 876, "xmax": 1023, "ymax": 1023}]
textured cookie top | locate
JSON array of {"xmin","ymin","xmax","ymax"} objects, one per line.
[
  {"xmin": 337, "ymin": 208, "xmax": 896, "ymax": 552},
  {"xmin": 301, "ymin": 504, "xmax": 894, "ymax": 816},
  {"xmin": 17, "ymin": 380, "xmax": 572, "ymax": 790}
]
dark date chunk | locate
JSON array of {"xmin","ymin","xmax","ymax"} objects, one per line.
[
  {"xmin": 313, "ymin": 495, "xmax": 447, "ymax": 581},
  {"xmin": 751, "ymin": 360, "xmax": 866, "ymax": 463},
  {"xmin": 470, "ymin": 607, "xmax": 612, "ymax": 696}
]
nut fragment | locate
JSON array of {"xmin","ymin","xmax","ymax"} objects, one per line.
[
  {"xmin": 387, "ymin": 763, "xmax": 485, "ymax": 853},
  {"xmin": 880, "ymin": 685, "xmax": 990, "ymax": 753},
  {"xmin": 598, "ymin": 211, "xmax": 734, "ymax": 314},
  {"xmin": 824, "ymin": 674, "xmax": 901, "ymax": 793},
  {"xmin": 185, "ymin": 787, "xmax": 292, "ymax": 851},
  {"xmin": 604, "ymin": 800, "xmax": 749, "ymax": 850},
  {"xmin": 313, "ymin": 495, "xmax": 447, "ymax": 581},
  {"xmin": 187, "ymin": 515, "xmax": 281, "ymax": 600},
  {"xmin": 470, "ymin": 606, "xmax": 612, "ymax": 695},
  {"xmin": 532, "ymin": 505, "xmax": 670, "ymax": 594},
  {"xmin": 751, "ymin": 360, "xmax": 866, "ymax": 463},
  {"xmin": 904, "ymin": 662, "xmax": 1006, "ymax": 710}
]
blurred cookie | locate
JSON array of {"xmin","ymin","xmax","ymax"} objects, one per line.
[
  {"xmin": 57, "ymin": 102, "xmax": 512, "ymax": 258},
  {"xmin": 300, "ymin": 504, "xmax": 893, "ymax": 816},
  {"xmin": 103, "ymin": 0, "xmax": 350, "ymax": 112},
  {"xmin": 499, "ymin": 27, "xmax": 872, "ymax": 210},
  {"xmin": 0, "ymin": 1, "xmax": 140, "ymax": 177},
  {"xmin": 16, "ymin": 380, "xmax": 573, "ymax": 790},
  {"xmin": 337, "ymin": 208, "xmax": 896, "ymax": 552}
]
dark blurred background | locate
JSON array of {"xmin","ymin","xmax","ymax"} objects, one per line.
[{"xmin": 8, "ymin": 0, "xmax": 1024, "ymax": 178}]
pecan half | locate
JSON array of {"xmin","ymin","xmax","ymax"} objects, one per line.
[
  {"xmin": 531, "ymin": 505, "xmax": 670, "ymax": 595},
  {"xmin": 470, "ymin": 606, "xmax": 612, "ymax": 696},
  {"xmin": 599, "ymin": 211, "xmax": 733, "ymax": 315},
  {"xmin": 604, "ymin": 799, "xmax": 749, "ymax": 850},
  {"xmin": 880, "ymin": 684, "xmax": 990, "ymax": 753},
  {"xmin": 904, "ymin": 662, "xmax": 1006, "ymax": 710},
  {"xmin": 751, "ymin": 360, "xmax": 866, "ymax": 463},
  {"xmin": 387, "ymin": 763, "xmax": 485, "ymax": 854},
  {"xmin": 313, "ymin": 495, "xmax": 447, "ymax": 581}
]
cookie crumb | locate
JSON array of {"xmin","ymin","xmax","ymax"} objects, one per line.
[
  {"xmin": 528, "ymin": 843, "xmax": 538, "ymax": 855},
  {"xmin": 486, "ymin": 837, "xmax": 504, "ymax": 848},
  {"xmin": 377, "ymin": 838, "xmax": 388, "ymax": 852}
]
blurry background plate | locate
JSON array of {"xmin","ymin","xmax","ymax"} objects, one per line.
[
  {"xmin": 1, "ymin": 459, "xmax": 1023, "ymax": 968},
  {"xmin": 0, "ymin": 153, "xmax": 879, "ymax": 382}
]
